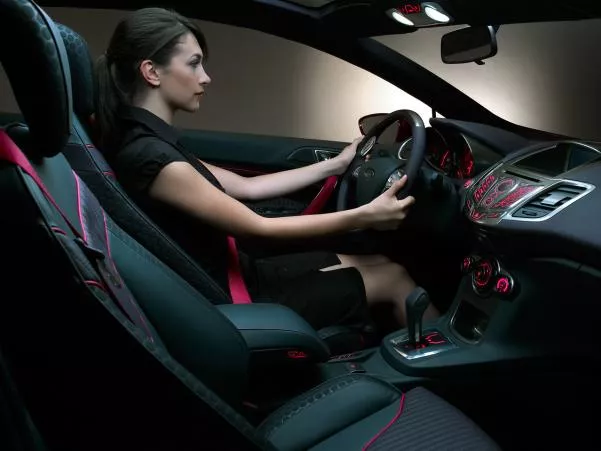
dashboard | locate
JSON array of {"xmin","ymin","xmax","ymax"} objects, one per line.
[
  {"xmin": 463, "ymin": 141, "xmax": 599, "ymax": 225},
  {"xmin": 376, "ymin": 116, "xmax": 601, "ymax": 269},
  {"xmin": 463, "ymin": 141, "xmax": 600, "ymax": 226},
  {"xmin": 411, "ymin": 121, "xmax": 601, "ymax": 369},
  {"xmin": 458, "ymin": 134, "xmax": 601, "ymax": 274},
  {"xmin": 397, "ymin": 127, "xmax": 476, "ymax": 179},
  {"xmin": 388, "ymin": 116, "xmax": 601, "ymax": 270}
]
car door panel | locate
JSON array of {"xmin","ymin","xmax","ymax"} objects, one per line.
[{"xmin": 178, "ymin": 128, "xmax": 346, "ymax": 215}]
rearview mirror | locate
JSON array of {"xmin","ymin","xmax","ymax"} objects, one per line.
[
  {"xmin": 358, "ymin": 113, "xmax": 403, "ymax": 145},
  {"xmin": 441, "ymin": 25, "xmax": 497, "ymax": 64}
]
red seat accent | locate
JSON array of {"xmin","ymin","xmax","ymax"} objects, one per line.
[{"xmin": 227, "ymin": 236, "xmax": 252, "ymax": 304}]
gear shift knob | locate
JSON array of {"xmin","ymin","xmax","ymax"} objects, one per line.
[{"xmin": 405, "ymin": 287, "xmax": 431, "ymax": 347}]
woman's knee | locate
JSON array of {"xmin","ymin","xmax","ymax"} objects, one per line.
[
  {"xmin": 336, "ymin": 253, "xmax": 390, "ymax": 268},
  {"xmin": 359, "ymin": 262, "xmax": 414, "ymax": 303},
  {"xmin": 382, "ymin": 261, "xmax": 412, "ymax": 284}
]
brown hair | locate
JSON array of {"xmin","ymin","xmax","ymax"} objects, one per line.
[{"xmin": 94, "ymin": 7, "xmax": 208, "ymax": 150}]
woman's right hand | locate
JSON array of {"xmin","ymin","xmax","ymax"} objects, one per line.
[{"xmin": 360, "ymin": 175, "xmax": 415, "ymax": 231}]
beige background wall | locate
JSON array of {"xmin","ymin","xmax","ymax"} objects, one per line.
[{"xmin": 0, "ymin": 7, "xmax": 431, "ymax": 142}]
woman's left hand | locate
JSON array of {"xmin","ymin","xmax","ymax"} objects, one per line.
[{"xmin": 332, "ymin": 137, "xmax": 362, "ymax": 175}]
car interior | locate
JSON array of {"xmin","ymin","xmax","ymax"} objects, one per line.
[{"xmin": 0, "ymin": 0, "xmax": 599, "ymax": 450}]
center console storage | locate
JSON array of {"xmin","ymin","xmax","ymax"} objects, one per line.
[{"xmin": 217, "ymin": 304, "xmax": 330, "ymax": 368}]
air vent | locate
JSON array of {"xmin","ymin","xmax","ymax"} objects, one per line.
[{"xmin": 511, "ymin": 183, "xmax": 588, "ymax": 220}]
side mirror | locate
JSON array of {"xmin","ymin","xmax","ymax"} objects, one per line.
[
  {"xmin": 358, "ymin": 113, "xmax": 404, "ymax": 145},
  {"xmin": 441, "ymin": 25, "xmax": 498, "ymax": 64}
]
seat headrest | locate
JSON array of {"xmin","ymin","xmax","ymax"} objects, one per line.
[
  {"xmin": 0, "ymin": 0, "xmax": 72, "ymax": 159},
  {"xmin": 56, "ymin": 23, "xmax": 95, "ymax": 121}
]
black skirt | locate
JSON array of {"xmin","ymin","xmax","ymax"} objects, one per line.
[{"xmin": 240, "ymin": 251, "xmax": 368, "ymax": 330}]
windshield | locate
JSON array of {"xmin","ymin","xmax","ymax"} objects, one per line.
[{"xmin": 374, "ymin": 19, "xmax": 601, "ymax": 141}]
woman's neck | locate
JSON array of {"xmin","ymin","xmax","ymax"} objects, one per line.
[{"xmin": 132, "ymin": 93, "xmax": 174, "ymax": 125}]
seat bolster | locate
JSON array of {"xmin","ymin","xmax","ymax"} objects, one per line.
[
  {"xmin": 311, "ymin": 387, "xmax": 501, "ymax": 451},
  {"xmin": 257, "ymin": 374, "xmax": 401, "ymax": 451}
]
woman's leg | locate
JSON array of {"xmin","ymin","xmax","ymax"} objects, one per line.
[{"xmin": 320, "ymin": 254, "xmax": 440, "ymax": 327}]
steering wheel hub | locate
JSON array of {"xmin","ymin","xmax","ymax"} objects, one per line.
[{"xmin": 336, "ymin": 109, "xmax": 427, "ymax": 211}]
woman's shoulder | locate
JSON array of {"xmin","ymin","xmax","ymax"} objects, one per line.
[
  {"xmin": 115, "ymin": 134, "xmax": 187, "ymax": 166},
  {"xmin": 112, "ymin": 135, "xmax": 188, "ymax": 194}
]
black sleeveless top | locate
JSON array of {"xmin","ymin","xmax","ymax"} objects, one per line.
[{"xmin": 109, "ymin": 106, "xmax": 230, "ymax": 293}]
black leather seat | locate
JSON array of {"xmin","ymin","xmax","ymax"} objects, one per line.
[
  {"xmin": 0, "ymin": 1, "xmax": 499, "ymax": 450},
  {"xmin": 52, "ymin": 21, "xmax": 372, "ymax": 354}
]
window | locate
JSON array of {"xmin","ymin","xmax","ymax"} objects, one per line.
[
  {"xmin": 184, "ymin": 19, "xmax": 433, "ymax": 141},
  {"xmin": 1, "ymin": 7, "xmax": 433, "ymax": 142}
]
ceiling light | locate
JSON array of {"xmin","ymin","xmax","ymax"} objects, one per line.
[
  {"xmin": 389, "ymin": 9, "xmax": 414, "ymax": 26},
  {"xmin": 424, "ymin": 4, "xmax": 451, "ymax": 23}
]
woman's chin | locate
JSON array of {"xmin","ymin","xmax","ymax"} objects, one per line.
[{"xmin": 183, "ymin": 102, "xmax": 201, "ymax": 113}]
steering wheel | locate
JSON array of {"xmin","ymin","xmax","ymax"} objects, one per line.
[{"xmin": 336, "ymin": 109, "xmax": 427, "ymax": 211}]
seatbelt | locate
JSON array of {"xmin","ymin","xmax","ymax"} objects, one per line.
[
  {"xmin": 227, "ymin": 236, "xmax": 252, "ymax": 304},
  {"xmin": 121, "ymin": 131, "xmax": 252, "ymax": 303},
  {"xmin": 0, "ymin": 130, "xmax": 158, "ymax": 343},
  {"xmin": 301, "ymin": 175, "xmax": 338, "ymax": 215}
]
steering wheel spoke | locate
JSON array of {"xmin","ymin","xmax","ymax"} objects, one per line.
[{"xmin": 336, "ymin": 110, "xmax": 427, "ymax": 211}]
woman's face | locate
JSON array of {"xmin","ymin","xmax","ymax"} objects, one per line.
[{"xmin": 157, "ymin": 32, "xmax": 211, "ymax": 113}]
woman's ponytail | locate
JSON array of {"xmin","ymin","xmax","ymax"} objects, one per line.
[{"xmin": 93, "ymin": 53, "xmax": 123, "ymax": 152}]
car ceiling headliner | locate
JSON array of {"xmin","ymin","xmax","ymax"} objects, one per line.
[{"xmin": 36, "ymin": 0, "xmax": 601, "ymax": 39}]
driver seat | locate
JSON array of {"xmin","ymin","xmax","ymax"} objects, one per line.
[
  {"xmin": 45, "ymin": 22, "xmax": 372, "ymax": 353},
  {"xmin": 0, "ymin": 1, "xmax": 500, "ymax": 450}
]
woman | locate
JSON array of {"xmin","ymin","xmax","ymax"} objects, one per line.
[{"xmin": 94, "ymin": 7, "xmax": 439, "ymax": 330}]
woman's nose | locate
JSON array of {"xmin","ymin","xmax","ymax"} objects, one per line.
[{"xmin": 200, "ymin": 70, "xmax": 211, "ymax": 85}]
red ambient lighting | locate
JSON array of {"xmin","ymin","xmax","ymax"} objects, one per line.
[
  {"xmin": 287, "ymin": 350, "xmax": 309, "ymax": 359},
  {"xmin": 424, "ymin": 333, "xmax": 447, "ymax": 345},
  {"xmin": 399, "ymin": 3, "xmax": 422, "ymax": 14},
  {"xmin": 492, "ymin": 186, "xmax": 536, "ymax": 209},
  {"xmin": 473, "ymin": 175, "xmax": 496, "ymax": 202},
  {"xmin": 495, "ymin": 277, "xmax": 511, "ymax": 294},
  {"xmin": 474, "ymin": 260, "xmax": 493, "ymax": 288},
  {"xmin": 461, "ymin": 257, "xmax": 472, "ymax": 272}
]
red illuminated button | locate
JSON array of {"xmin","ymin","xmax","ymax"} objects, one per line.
[
  {"xmin": 494, "ymin": 274, "xmax": 514, "ymax": 296},
  {"xmin": 473, "ymin": 259, "xmax": 495, "ymax": 292},
  {"xmin": 287, "ymin": 350, "xmax": 309, "ymax": 359},
  {"xmin": 461, "ymin": 256, "xmax": 474, "ymax": 274},
  {"xmin": 464, "ymin": 179, "xmax": 474, "ymax": 189}
]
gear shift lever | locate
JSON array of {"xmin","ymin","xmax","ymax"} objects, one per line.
[{"xmin": 405, "ymin": 287, "xmax": 431, "ymax": 347}]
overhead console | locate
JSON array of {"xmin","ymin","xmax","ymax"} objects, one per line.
[{"xmin": 463, "ymin": 141, "xmax": 598, "ymax": 225}]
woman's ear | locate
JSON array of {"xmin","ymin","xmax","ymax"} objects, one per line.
[{"xmin": 139, "ymin": 59, "xmax": 161, "ymax": 87}]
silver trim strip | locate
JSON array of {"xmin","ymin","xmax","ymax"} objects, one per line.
[{"xmin": 314, "ymin": 149, "xmax": 339, "ymax": 162}]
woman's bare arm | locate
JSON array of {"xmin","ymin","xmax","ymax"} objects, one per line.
[
  {"xmin": 149, "ymin": 161, "xmax": 414, "ymax": 240},
  {"xmin": 200, "ymin": 138, "xmax": 360, "ymax": 201}
]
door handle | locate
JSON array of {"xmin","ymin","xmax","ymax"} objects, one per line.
[{"xmin": 314, "ymin": 149, "xmax": 340, "ymax": 162}]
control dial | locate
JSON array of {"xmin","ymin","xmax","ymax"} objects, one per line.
[{"xmin": 472, "ymin": 258, "xmax": 497, "ymax": 294}]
